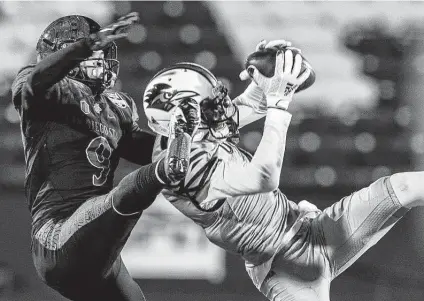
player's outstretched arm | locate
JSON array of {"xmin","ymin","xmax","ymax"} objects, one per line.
[
  {"xmin": 19, "ymin": 12, "xmax": 139, "ymax": 109},
  {"xmin": 208, "ymin": 50, "xmax": 310, "ymax": 199},
  {"xmin": 11, "ymin": 39, "xmax": 93, "ymax": 110},
  {"xmin": 24, "ymin": 40, "xmax": 93, "ymax": 98}
]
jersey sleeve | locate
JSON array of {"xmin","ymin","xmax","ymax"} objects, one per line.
[
  {"xmin": 237, "ymin": 104, "xmax": 267, "ymax": 128},
  {"xmin": 11, "ymin": 65, "xmax": 35, "ymax": 109},
  {"xmin": 206, "ymin": 157, "xmax": 272, "ymax": 200},
  {"xmin": 115, "ymin": 93, "xmax": 156, "ymax": 165}
]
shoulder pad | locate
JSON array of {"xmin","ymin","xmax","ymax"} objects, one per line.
[{"xmin": 104, "ymin": 90, "xmax": 133, "ymax": 109}]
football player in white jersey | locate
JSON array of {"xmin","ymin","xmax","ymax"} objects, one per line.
[{"xmin": 142, "ymin": 42, "xmax": 421, "ymax": 301}]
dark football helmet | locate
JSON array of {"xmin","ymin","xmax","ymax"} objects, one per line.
[
  {"xmin": 143, "ymin": 62, "xmax": 239, "ymax": 141},
  {"xmin": 36, "ymin": 15, "xmax": 119, "ymax": 91}
]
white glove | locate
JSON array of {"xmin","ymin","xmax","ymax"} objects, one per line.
[
  {"xmin": 232, "ymin": 82, "xmax": 266, "ymax": 114},
  {"xmin": 235, "ymin": 40, "xmax": 294, "ymax": 113},
  {"xmin": 250, "ymin": 49, "xmax": 311, "ymax": 110}
]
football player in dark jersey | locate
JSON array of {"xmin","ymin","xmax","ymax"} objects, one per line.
[{"xmin": 11, "ymin": 13, "xmax": 198, "ymax": 301}]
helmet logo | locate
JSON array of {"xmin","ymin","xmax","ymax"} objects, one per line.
[{"xmin": 144, "ymin": 83, "xmax": 199, "ymax": 112}]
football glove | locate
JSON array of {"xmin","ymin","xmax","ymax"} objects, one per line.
[
  {"xmin": 89, "ymin": 12, "xmax": 139, "ymax": 51},
  {"xmin": 232, "ymin": 82, "xmax": 266, "ymax": 114},
  {"xmin": 250, "ymin": 49, "xmax": 311, "ymax": 110},
  {"xmin": 235, "ymin": 40, "xmax": 294, "ymax": 115}
]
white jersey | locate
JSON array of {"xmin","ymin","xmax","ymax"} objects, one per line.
[{"xmin": 154, "ymin": 110, "xmax": 318, "ymax": 288}]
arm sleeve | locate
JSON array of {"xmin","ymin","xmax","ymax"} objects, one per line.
[
  {"xmin": 117, "ymin": 97, "xmax": 156, "ymax": 165},
  {"xmin": 237, "ymin": 104, "xmax": 267, "ymax": 128},
  {"xmin": 21, "ymin": 39, "xmax": 93, "ymax": 109},
  {"xmin": 207, "ymin": 109, "xmax": 292, "ymax": 199}
]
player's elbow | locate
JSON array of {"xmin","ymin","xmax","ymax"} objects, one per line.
[
  {"xmin": 255, "ymin": 163, "xmax": 280, "ymax": 192},
  {"xmin": 25, "ymin": 66, "xmax": 54, "ymax": 96},
  {"xmin": 20, "ymin": 81, "xmax": 35, "ymax": 104},
  {"xmin": 23, "ymin": 72, "xmax": 39, "ymax": 96}
]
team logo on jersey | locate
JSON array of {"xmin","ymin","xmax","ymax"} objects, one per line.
[
  {"xmin": 93, "ymin": 103, "xmax": 102, "ymax": 114},
  {"xmin": 80, "ymin": 100, "xmax": 90, "ymax": 115},
  {"xmin": 144, "ymin": 83, "xmax": 200, "ymax": 112},
  {"xmin": 107, "ymin": 92, "xmax": 129, "ymax": 109}
]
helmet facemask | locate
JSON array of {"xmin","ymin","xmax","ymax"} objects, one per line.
[
  {"xmin": 199, "ymin": 81, "xmax": 240, "ymax": 141},
  {"xmin": 68, "ymin": 44, "xmax": 119, "ymax": 92},
  {"xmin": 144, "ymin": 63, "xmax": 240, "ymax": 142}
]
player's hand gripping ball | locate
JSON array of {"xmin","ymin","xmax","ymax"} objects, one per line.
[{"xmin": 245, "ymin": 47, "xmax": 316, "ymax": 93}]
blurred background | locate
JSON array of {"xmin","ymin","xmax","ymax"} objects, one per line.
[{"xmin": 1, "ymin": 1, "xmax": 424, "ymax": 300}]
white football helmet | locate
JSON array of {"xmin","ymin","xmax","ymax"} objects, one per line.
[{"xmin": 143, "ymin": 62, "xmax": 239, "ymax": 140}]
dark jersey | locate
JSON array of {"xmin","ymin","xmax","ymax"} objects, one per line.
[{"xmin": 12, "ymin": 65, "xmax": 139, "ymax": 231}]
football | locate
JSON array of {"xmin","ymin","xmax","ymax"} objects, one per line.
[{"xmin": 244, "ymin": 47, "xmax": 316, "ymax": 93}]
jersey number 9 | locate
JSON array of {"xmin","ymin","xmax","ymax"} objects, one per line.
[{"xmin": 86, "ymin": 136, "xmax": 112, "ymax": 186}]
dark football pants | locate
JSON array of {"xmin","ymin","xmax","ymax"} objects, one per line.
[{"xmin": 31, "ymin": 164, "xmax": 163, "ymax": 301}]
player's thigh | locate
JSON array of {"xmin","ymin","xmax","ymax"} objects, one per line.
[
  {"xmin": 316, "ymin": 176, "xmax": 409, "ymax": 278},
  {"xmin": 260, "ymin": 260, "xmax": 330, "ymax": 301},
  {"xmin": 258, "ymin": 220, "xmax": 331, "ymax": 301}
]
